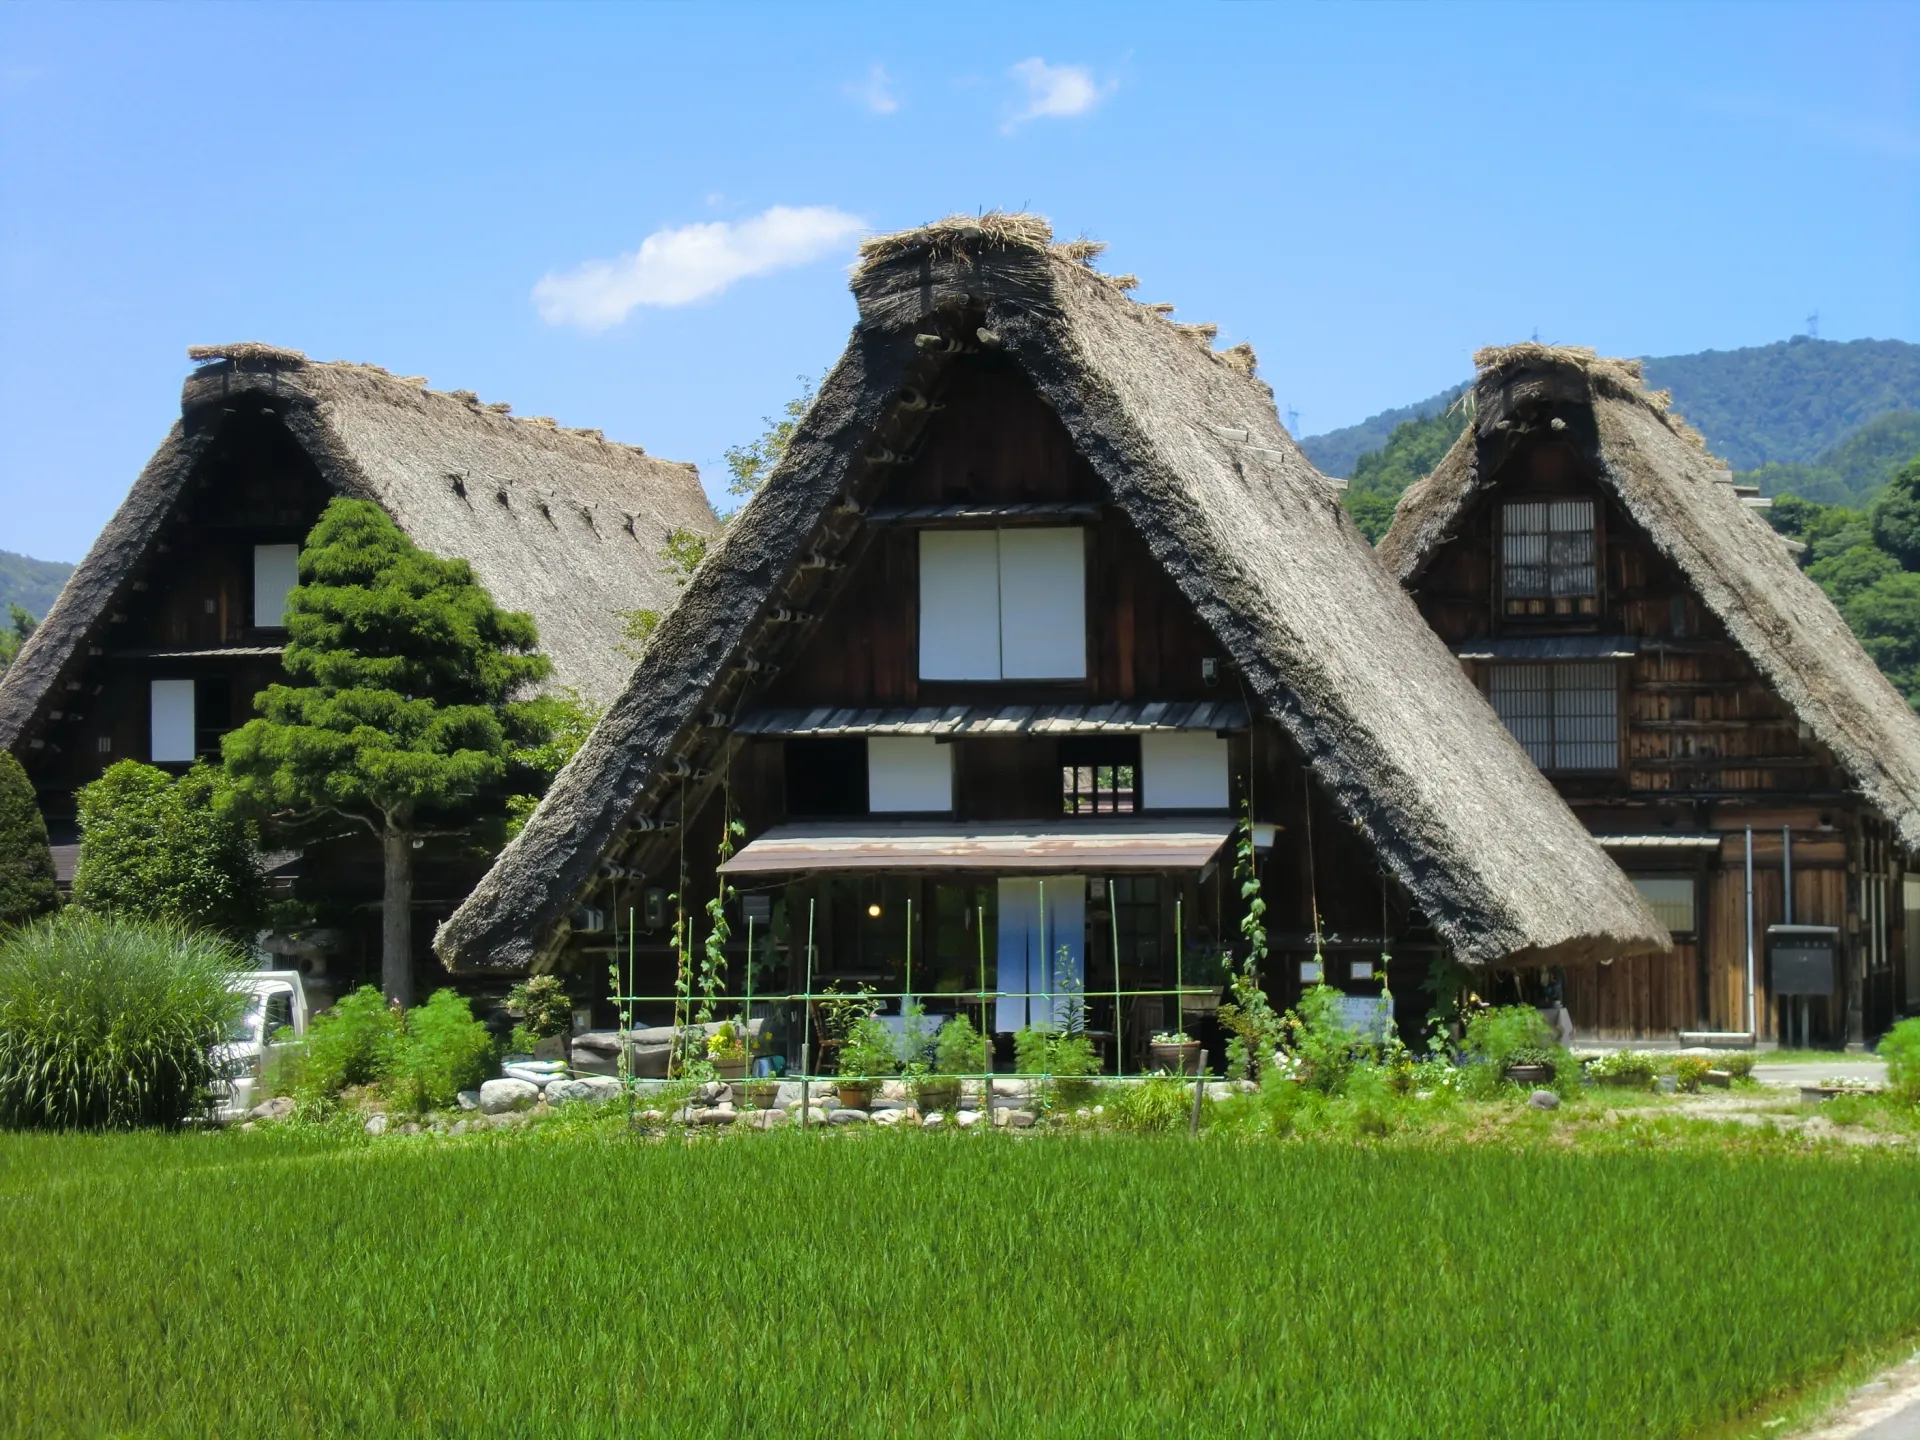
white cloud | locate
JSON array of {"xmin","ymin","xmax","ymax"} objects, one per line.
[
  {"xmin": 1004, "ymin": 58, "xmax": 1112, "ymax": 133},
  {"xmin": 533, "ymin": 206, "xmax": 865, "ymax": 330},
  {"xmin": 847, "ymin": 64, "xmax": 899, "ymax": 115}
]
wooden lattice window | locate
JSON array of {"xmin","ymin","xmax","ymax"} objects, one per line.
[
  {"xmin": 1502, "ymin": 500, "xmax": 1597, "ymax": 617},
  {"xmin": 1488, "ymin": 662, "xmax": 1618, "ymax": 772},
  {"xmin": 1060, "ymin": 737, "xmax": 1139, "ymax": 816}
]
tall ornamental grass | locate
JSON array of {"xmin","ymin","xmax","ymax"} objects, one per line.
[{"xmin": 0, "ymin": 913, "xmax": 245, "ymax": 1129}]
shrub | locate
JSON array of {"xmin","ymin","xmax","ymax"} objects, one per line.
[
  {"xmin": 838, "ymin": 1016, "xmax": 898, "ymax": 1082},
  {"xmin": 1459, "ymin": 1005, "xmax": 1574, "ymax": 1098},
  {"xmin": 1281, "ymin": 984, "xmax": 1359, "ymax": 1096},
  {"xmin": 1586, "ymin": 1050, "xmax": 1659, "ymax": 1089},
  {"xmin": 933, "ymin": 1013, "xmax": 988, "ymax": 1075},
  {"xmin": 505, "ymin": 975, "xmax": 570, "ymax": 1053},
  {"xmin": 291, "ymin": 986, "xmax": 402, "ymax": 1105},
  {"xmin": 0, "ymin": 913, "xmax": 245, "ymax": 1128},
  {"xmin": 1673, "ymin": 1056, "xmax": 1711, "ymax": 1094},
  {"xmin": 72, "ymin": 762, "xmax": 266, "ymax": 941},
  {"xmin": 0, "ymin": 753, "xmax": 58, "ymax": 929},
  {"xmin": 390, "ymin": 990, "xmax": 495, "ymax": 1113},
  {"xmin": 1878, "ymin": 1016, "xmax": 1920, "ymax": 1105}
]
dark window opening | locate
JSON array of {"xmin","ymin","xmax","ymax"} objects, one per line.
[
  {"xmin": 785, "ymin": 738, "xmax": 869, "ymax": 817},
  {"xmin": 194, "ymin": 677, "xmax": 233, "ymax": 759},
  {"xmin": 1059, "ymin": 736, "xmax": 1140, "ymax": 817}
]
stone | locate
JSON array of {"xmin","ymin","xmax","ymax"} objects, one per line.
[
  {"xmin": 450, "ymin": 1120, "xmax": 469, "ymax": 1136},
  {"xmin": 991, "ymin": 1078, "xmax": 1030, "ymax": 1099},
  {"xmin": 749, "ymin": 1109, "xmax": 786, "ymax": 1130},
  {"xmin": 922, "ymin": 1112, "xmax": 946, "ymax": 1128},
  {"xmin": 878, "ymin": 1080, "xmax": 912, "ymax": 1102},
  {"xmin": 695, "ymin": 1106, "xmax": 738, "ymax": 1125},
  {"xmin": 548, "ymin": 1076, "xmax": 623, "ymax": 1106},
  {"xmin": 775, "ymin": 1081, "xmax": 808, "ymax": 1108},
  {"xmin": 1206, "ymin": 1083, "xmax": 1232, "ymax": 1102},
  {"xmin": 503, "ymin": 1063, "xmax": 565, "ymax": 1088},
  {"xmin": 872, "ymin": 1108, "xmax": 907, "ymax": 1126},
  {"xmin": 698, "ymin": 1081, "xmax": 728, "ymax": 1104},
  {"xmin": 1528, "ymin": 1089, "xmax": 1560, "ymax": 1111},
  {"xmin": 479, "ymin": 1078, "xmax": 540, "ymax": 1115},
  {"xmin": 364, "ymin": 1113, "xmax": 388, "ymax": 1136},
  {"xmin": 800, "ymin": 1107, "xmax": 829, "ymax": 1126},
  {"xmin": 636, "ymin": 1109, "xmax": 665, "ymax": 1125},
  {"xmin": 400, "ymin": 1122, "xmax": 421, "ymax": 1136},
  {"xmin": 995, "ymin": 1109, "xmax": 1036, "ymax": 1129},
  {"xmin": 247, "ymin": 1096, "xmax": 296, "ymax": 1121},
  {"xmin": 456, "ymin": 1090, "xmax": 480, "ymax": 1111},
  {"xmin": 1074, "ymin": 1108, "xmax": 1091, "ymax": 1120},
  {"xmin": 239, "ymin": 1121, "xmax": 255, "ymax": 1132},
  {"xmin": 828, "ymin": 1108, "xmax": 869, "ymax": 1125},
  {"xmin": 955, "ymin": 1109, "xmax": 982, "ymax": 1129},
  {"xmin": 532, "ymin": 1034, "xmax": 568, "ymax": 1062}
]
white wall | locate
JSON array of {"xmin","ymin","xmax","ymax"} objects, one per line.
[
  {"xmin": 150, "ymin": 679, "xmax": 196, "ymax": 763},
  {"xmin": 1140, "ymin": 732, "xmax": 1229, "ymax": 810},
  {"xmin": 868, "ymin": 736, "xmax": 953, "ymax": 812},
  {"xmin": 253, "ymin": 544, "xmax": 300, "ymax": 629},
  {"xmin": 918, "ymin": 531, "xmax": 1001, "ymax": 680},
  {"xmin": 997, "ymin": 528, "xmax": 1086, "ymax": 680}
]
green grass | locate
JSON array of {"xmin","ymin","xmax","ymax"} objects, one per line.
[{"xmin": 3, "ymin": 1127, "xmax": 1920, "ymax": 1438}]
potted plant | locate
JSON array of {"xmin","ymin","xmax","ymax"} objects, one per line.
[
  {"xmin": 1501, "ymin": 1045, "xmax": 1556, "ymax": 1086},
  {"xmin": 917, "ymin": 1013, "xmax": 987, "ymax": 1115},
  {"xmin": 1584, "ymin": 1049, "xmax": 1658, "ymax": 1090},
  {"xmin": 706, "ymin": 1020, "xmax": 749, "ymax": 1081},
  {"xmin": 742, "ymin": 1077, "xmax": 782, "ymax": 1109},
  {"xmin": 836, "ymin": 1016, "xmax": 896, "ymax": 1110},
  {"xmin": 1149, "ymin": 1030, "xmax": 1203, "ymax": 1076}
]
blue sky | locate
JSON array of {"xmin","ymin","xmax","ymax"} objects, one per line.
[{"xmin": 2, "ymin": 2, "xmax": 1916, "ymax": 563}]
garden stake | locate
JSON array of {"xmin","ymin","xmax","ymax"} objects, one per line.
[
  {"xmin": 1038, "ymin": 878, "xmax": 1047, "ymax": 1033},
  {"xmin": 1189, "ymin": 1048, "xmax": 1209, "ymax": 1135},
  {"xmin": 978, "ymin": 901, "xmax": 988, "ymax": 1125},
  {"xmin": 905, "ymin": 895, "xmax": 912, "ymax": 1025},
  {"xmin": 1109, "ymin": 879, "xmax": 1123, "ymax": 1078},
  {"xmin": 744, "ymin": 912, "xmax": 755, "ymax": 1078},
  {"xmin": 1176, "ymin": 895, "xmax": 1184, "ymax": 1041},
  {"xmin": 801, "ymin": 896, "xmax": 815, "ymax": 1130}
]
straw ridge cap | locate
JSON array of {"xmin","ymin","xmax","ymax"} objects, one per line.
[{"xmin": 1474, "ymin": 343, "xmax": 1709, "ymax": 454}]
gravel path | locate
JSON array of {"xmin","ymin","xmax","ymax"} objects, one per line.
[{"xmin": 1791, "ymin": 1352, "xmax": 1920, "ymax": 1439}]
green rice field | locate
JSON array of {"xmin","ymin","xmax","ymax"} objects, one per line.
[{"xmin": 3, "ymin": 1128, "xmax": 1919, "ymax": 1438}]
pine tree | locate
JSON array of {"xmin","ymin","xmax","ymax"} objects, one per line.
[
  {"xmin": 71, "ymin": 761, "xmax": 264, "ymax": 939},
  {"xmin": 223, "ymin": 499, "xmax": 552, "ymax": 1004},
  {"xmin": 0, "ymin": 752, "xmax": 58, "ymax": 927}
]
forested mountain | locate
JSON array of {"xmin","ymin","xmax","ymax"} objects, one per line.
[
  {"xmin": 0, "ymin": 551, "xmax": 72, "ymax": 620},
  {"xmin": 1303, "ymin": 336, "xmax": 1920, "ymax": 479}
]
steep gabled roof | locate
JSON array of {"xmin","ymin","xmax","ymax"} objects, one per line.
[
  {"xmin": 437, "ymin": 217, "xmax": 1666, "ymax": 973},
  {"xmin": 1379, "ymin": 343, "xmax": 1920, "ymax": 850},
  {"xmin": 0, "ymin": 345, "xmax": 717, "ymax": 751}
]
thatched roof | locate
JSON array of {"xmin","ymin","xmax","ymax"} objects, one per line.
[
  {"xmin": 0, "ymin": 346, "xmax": 717, "ymax": 750},
  {"xmin": 437, "ymin": 215, "xmax": 1666, "ymax": 974},
  {"xmin": 1380, "ymin": 342, "xmax": 1920, "ymax": 849}
]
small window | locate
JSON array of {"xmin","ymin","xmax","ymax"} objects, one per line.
[
  {"xmin": 1632, "ymin": 876, "xmax": 1696, "ymax": 935},
  {"xmin": 262, "ymin": 990, "xmax": 295, "ymax": 1040},
  {"xmin": 1503, "ymin": 500, "xmax": 1597, "ymax": 617},
  {"xmin": 253, "ymin": 544, "xmax": 301, "ymax": 629},
  {"xmin": 1489, "ymin": 662, "xmax": 1618, "ymax": 771},
  {"xmin": 1060, "ymin": 737, "xmax": 1139, "ymax": 816},
  {"xmin": 785, "ymin": 738, "xmax": 868, "ymax": 817}
]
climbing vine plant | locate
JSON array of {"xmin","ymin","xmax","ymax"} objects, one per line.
[{"xmin": 1220, "ymin": 801, "xmax": 1283, "ymax": 1081}]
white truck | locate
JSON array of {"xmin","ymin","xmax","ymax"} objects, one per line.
[{"xmin": 212, "ymin": 971, "xmax": 312, "ymax": 1122}]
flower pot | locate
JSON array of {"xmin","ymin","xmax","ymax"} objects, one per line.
[
  {"xmin": 836, "ymin": 1083, "xmax": 874, "ymax": 1111},
  {"xmin": 712, "ymin": 1058, "xmax": 748, "ymax": 1081},
  {"xmin": 1505, "ymin": 1062, "xmax": 1553, "ymax": 1086},
  {"xmin": 1150, "ymin": 1040, "xmax": 1203, "ymax": 1076},
  {"xmin": 744, "ymin": 1081, "xmax": 781, "ymax": 1110},
  {"xmin": 916, "ymin": 1080, "xmax": 961, "ymax": 1115}
]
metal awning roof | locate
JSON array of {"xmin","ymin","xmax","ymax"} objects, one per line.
[
  {"xmin": 1595, "ymin": 834, "xmax": 1722, "ymax": 850},
  {"xmin": 864, "ymin": 501, "xmax": 1102, "ymax": 525},
  {"xmin": 1454, "ymin": 636, "xmax": 1640, "ymax": 661},
  {"xmin": 733, "ymin": 700, "xmax": 1248, "ymax": 738},
  {"xmin": 717, "ymin": 818, "xmax": 1236, "ymax": 875}
]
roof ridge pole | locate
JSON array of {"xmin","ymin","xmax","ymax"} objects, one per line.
[{"xmin": 1745, "ymin": 827, "xmax": 1756, "ymax": 1040}]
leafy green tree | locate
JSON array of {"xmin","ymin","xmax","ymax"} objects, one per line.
[
  {"xmin": 612, "ymin": 526, "xmax": 713, "ymax": 662},
  {"xmin": 72, "ymin": 762, "xmax": 266, "ymax": 940},
  {"xmin": 1340, "ymin": 405, "xmax": 1470, "ymax": 542},
  {"xmin": 223, "ymin": 498, "xmax": 553, "ymax": 1005},
  {"xmin": 1807, "ymin": 544, "xmax": 1900, "ymax": 608},
  {"xmin": 1870, "ymin": 457, "xmax": 1920, "ymax": 569},
  {"xmin": 0, "ymin": 604, "xmax": 36, "ymax": 678},
  {"xmin": 723, "ymin": 375, "xmax": 816, "ymax": 503},
  {"xmin": 1848, "ymin": 572, "xmax": 1920, "ymax": 707},
  {"xmin": 0, "ymin": 753, "xmax": 58, "ymax": 928}
]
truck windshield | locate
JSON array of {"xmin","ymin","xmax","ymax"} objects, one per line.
[{"xmin": 226, "ymin": 996, "xmax": 264, "ymax": 1044}]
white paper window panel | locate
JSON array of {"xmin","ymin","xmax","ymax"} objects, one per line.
[
  {"xmin": 918, "ymin": 531, "xmax": 1001, "ymax": 680},
  {"xmin": 253, "ymin": 544, "xmax": 301, "ymax": 628},
  {"xmin": 150, "ymin": 680, "xmax": 196, "ymax": 763},
  {"xmin": 996, "ymin": 528, "xmax": 1086, "ymax": 680},
  {"xmin": 867, "ymin": 736, "xmax": 953, "ymax": 813},
  {"xmin": 995, "ymin": 876, "xmax": 1086, "ymax": 1033},
  {"xmin": 1631, "ymin": 876, "xmax": 1696, "ymax": 934},
  {"xmin": 1140, "ymin": 731, "xmax": 1229, "ymax": 810}
]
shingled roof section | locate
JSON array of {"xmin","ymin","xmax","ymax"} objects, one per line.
[
  {"xmin": 0, "ymin": 345, "xmax": 717, "ymax": 752},
  {"xmin": 436, "ymin": 215, "xmax": 1667, "ymax": 974},
  {"xmin": 1380, "ymin": 342, "xmax": 1920, "ymax": 850}
]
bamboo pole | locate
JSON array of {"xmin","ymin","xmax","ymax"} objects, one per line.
[
  {"xmin": 744, "ymin": 913, "xmax": 755, "ymax": 1082},
  {"xmin": 1189, "ymin": 1048, "xmax": 1209, "ymax": 1135},
  {"xmin": 1037, "ymin": 879, "xmax": 1047, "ymax": 1034},
  {"xmin": 801, "ymin": 896, "xmax": 815, "ymax": 1130},
  {"xmin": 1109, "ymin": 879, "xmax": 1123, "ymax": 1078}
]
